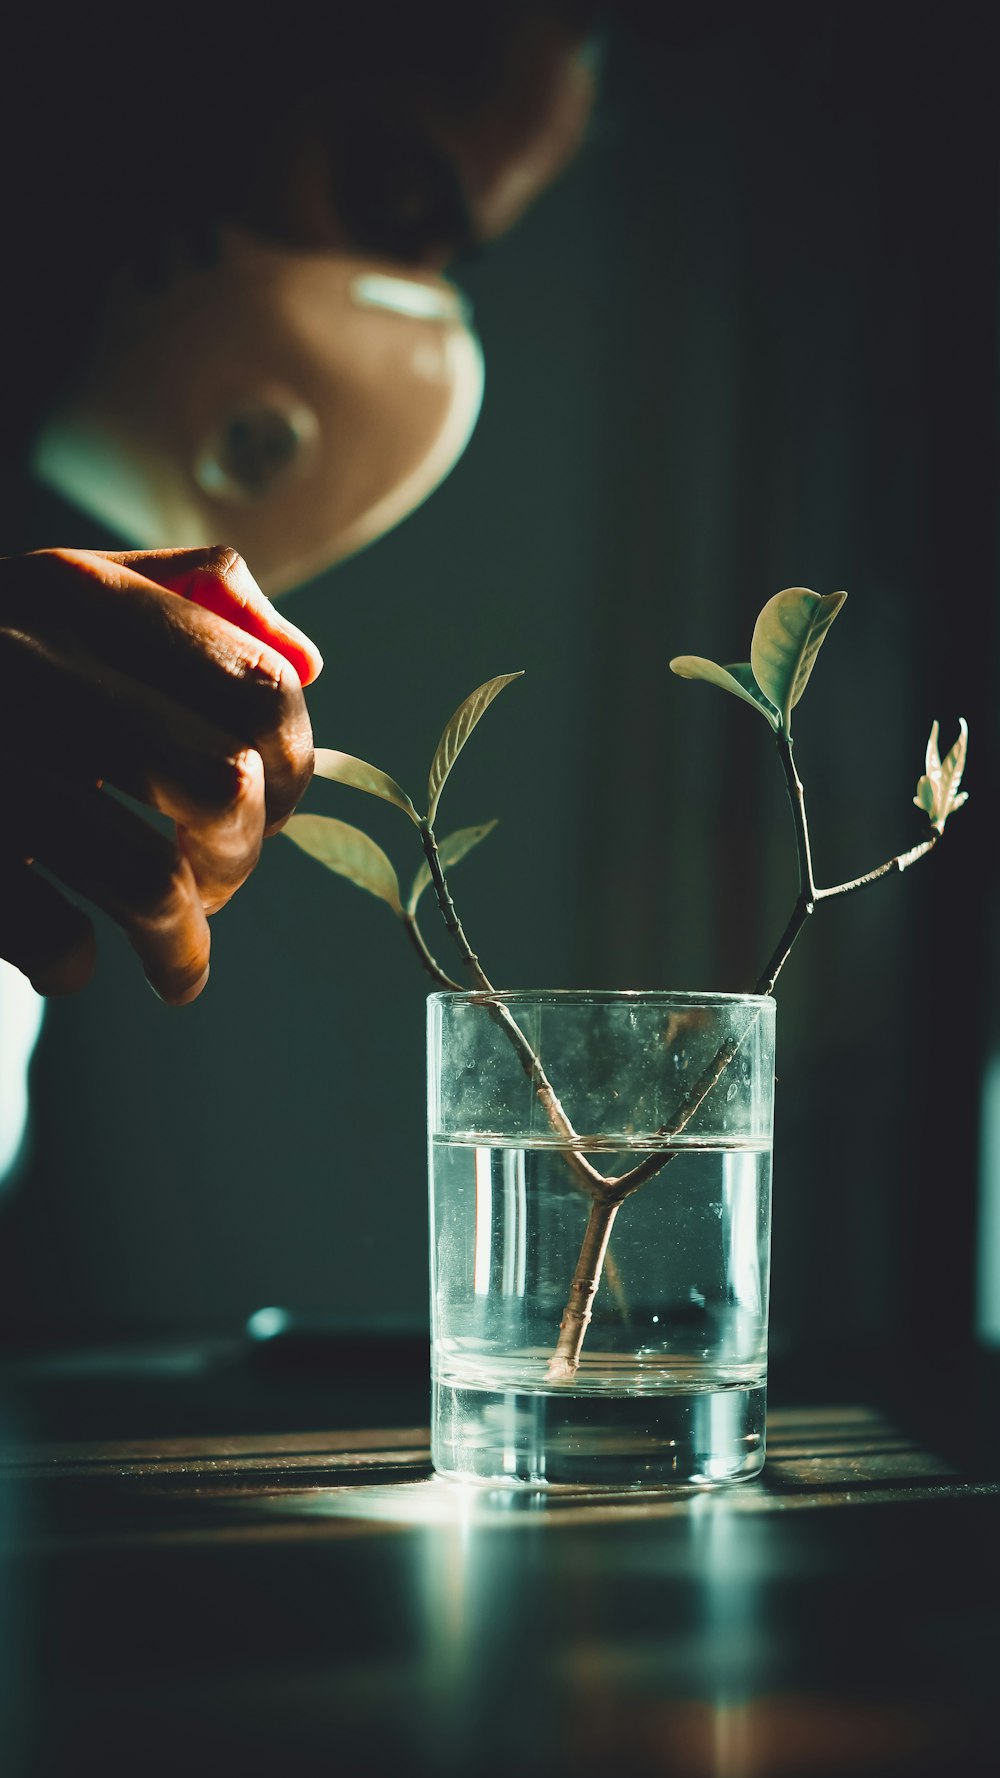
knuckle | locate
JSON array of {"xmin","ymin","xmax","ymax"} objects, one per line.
[
  {"xmin": 242, "ymin": 651, "xmax": 286, "ymax": 698},
  {"xmin": 270, "ymin": 661, "xmax": 309, "ymax": 732},
  {"xmin": 201, "ymin": 543, "xmax": 245, "ymax": 581},
  {"xmin": 269, "ymin": 695, "xmax": 314, "ymax": 780},
  {"xmin": 217, "ymin": 747, "xmax": 264, "ymax": 818},
  {"xmin": 242, "ymin": 654, "xmax": 308, "ymax": 740}
]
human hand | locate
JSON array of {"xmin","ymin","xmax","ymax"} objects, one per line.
[{"xmin": 0, "ymin": 545, "xmax": 323, "ymax": 1003}]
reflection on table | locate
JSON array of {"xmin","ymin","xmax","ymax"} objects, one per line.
[{"xmin": 1, "ymin": 1377, "xmax": 997, "ymax": 1777}]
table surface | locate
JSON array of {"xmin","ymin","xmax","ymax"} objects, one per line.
[{"xmin": 0, "ymin": 1338, "xmax": 997, "ymax": 1778}]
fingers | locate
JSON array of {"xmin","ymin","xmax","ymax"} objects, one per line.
[
  {"xmin": 0, "ymin": 637, "xmax": 267, "ymax": 912},
  {"xmin": 0, "ymin": 543, "xmax": 324, "ymax": 1001},
  {"xmin": 7, "ymin": 767, "xmax": 212, "ymax": 1005},
  {"xmin": 0, "ymin": 856, "xmax": 97, "ymax": 996},
  {"xmin": 92, "ymin": 545, "xmax": 324, "ymax": 687},
  {"xmin": 7, "ymin": 547, "xmax": 315, "ymax": 831}
]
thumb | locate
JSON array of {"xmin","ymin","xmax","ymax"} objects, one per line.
[{"xmin": 95, "ymin": 545, "xmax": 324, "ymax": 687}]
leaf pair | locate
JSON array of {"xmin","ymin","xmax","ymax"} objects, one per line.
[
  {"xmin": 672, "ymin": 586, "xmax": 970, "ymax": 840},
  {"xmin": 283, "ymin": 672, "xmax": 522, "ymax": 915},
  {"xmin": 283, "ymin": 815, "xmax": 499, "ymax": 919},
  {"xmin": 670, "ymin": 587, "xmax": 847, "ymax": 735}
]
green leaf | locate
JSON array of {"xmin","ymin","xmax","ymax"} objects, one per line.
[
  {"xmin": 749, "ymin": 588, "xmax": 847, "ymax": 732},
  {"xmin": 913, "ymin": 718, "xmax": 969, "ymax": 834},
  {"xmin": 407, "ymin": 820, "xmax": 499, "ymax": 916},
  {"xmin": 283, "ymin": 814, "xmax": 403, "ymax": 915},
  {"xmin": 668, "ymin": 655, "xmax": 780, "ymax": 728},
  {"xmin": 427, "ymin": 672, "xmax": 523, "ymax": 823},
  {"xmin": 313, "ymin": 749, "xmax": 419, "ymax": 824}
]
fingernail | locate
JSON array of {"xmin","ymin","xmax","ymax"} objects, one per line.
[{"xmin": 150, "ymin": 963, "xmax": 211, "ymax": 1006}]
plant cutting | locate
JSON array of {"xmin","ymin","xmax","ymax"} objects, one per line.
[{"xmin": 286, "ymin": 589, "xmax": 968, "ymax": 1487}]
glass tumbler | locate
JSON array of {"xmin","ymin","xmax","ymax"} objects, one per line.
[{"xmin": 428, "ymin": 990, "xmax": 776, "ymax": 1488}]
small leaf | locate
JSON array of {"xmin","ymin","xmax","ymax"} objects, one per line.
[
  {"xmin": 913, "ymin": 718, "xmax": 969, "ymax": 834},
  {"xmin": 284, "ymin": 814, "xmax": 403, "ymax": 914},
  {"xmin": 750, "ymin": 588, "xmax": 847, "ymax": 732},
  {"xmin": 407, "ymin": 820, "xmax": 499, "ymax": 915},
  {"xmin": 669, "ymin": 655, "xmax": 780, "ymax": 728},
  {"xmin": 940, "ymin": 718, "xmax": 969, "ymax": 804},
  {"xmin": 427, "ymin": 672, "xmax": 523, "ymax": 823},
  {"xmin": 313, "ymin": 749, "xmax": 419, "ymax": 824}
]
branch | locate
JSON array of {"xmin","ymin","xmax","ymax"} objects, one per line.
[
  {"xmin": 402, "ymin": 913, "xmax": 461, "ymax": 991},
  {"xmin": 547, "ymin": 1198, "xmax": 622, "ymax": 1381},
  {"xmin": 543, "ymin": 1027, "xmax": 750, "ymax": 1380},
  {"xmin": 420, "ymin": 820, "xmax": 611, "ymax": 1198},
  {"xmin": 544, "ymin": 733, "xmax": 952, "ymax": 1380},
  {"xmin": 419, "ymin": 820, "xmax": 493, "ymax": 991},
  {"xmin": 758, "ymin": 739, "xmax": 941, "ymax": 991},
  {"xmin": 753, "ymin": 897, "xmax": 813, "ymax": 997},
  {"xmin": 776, "ymin": 731, "xmax": 817, "ymax": 901},
  {"xmin": 816, "ymin": 833, "xmax": 938, "ymax": 901}
]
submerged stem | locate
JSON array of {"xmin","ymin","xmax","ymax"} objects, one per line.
[
  {"xmin": 542, "ymin": 1027, "xmax": 751, "ymax": 1382},
  {"xmin": 546, "ymin": 1197, "xmax": 622, "ymax": 1382}
]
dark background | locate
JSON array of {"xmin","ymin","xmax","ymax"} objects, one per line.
[{"xmin": 1, "ymin": 4, "xmax": 996, "ymax": 1367}]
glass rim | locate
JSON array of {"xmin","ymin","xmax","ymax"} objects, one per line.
[{"xmin": 427, "ymin": 988, "xmax": 774, "ymax": 1009}]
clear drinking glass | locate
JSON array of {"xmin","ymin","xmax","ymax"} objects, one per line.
[{"xmin": 428, "ymin": 990, "xmax": 776, "ymax": 1488}]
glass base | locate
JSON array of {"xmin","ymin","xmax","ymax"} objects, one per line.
[{"xmin": 431, "ymin": 1379, "xmax": 766, "ymax": 1489}]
